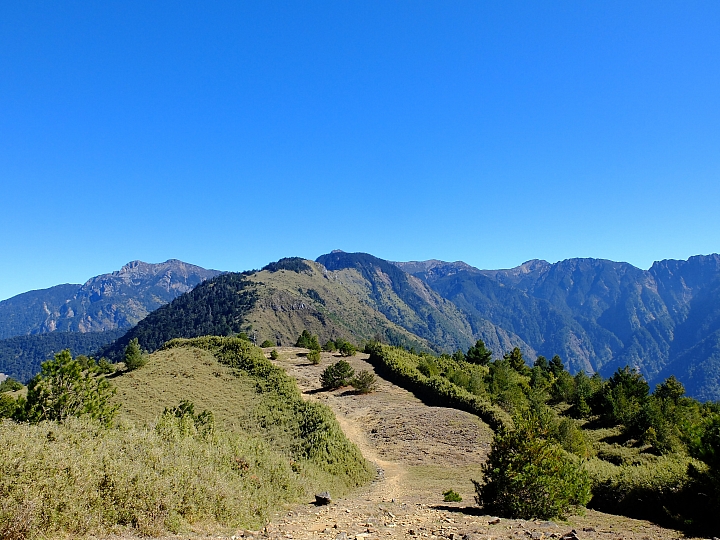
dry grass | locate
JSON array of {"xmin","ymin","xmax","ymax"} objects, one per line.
[{"xmin": 0, "ymin": 341, "xmax": 374, "ymax": 539}]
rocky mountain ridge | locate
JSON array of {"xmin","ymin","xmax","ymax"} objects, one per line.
[
  {"xmin": 0, "ymin": 259, "xmax": 221, "ymax": 339},
  {"xmin": 394, "ymin": 253, "xmax": 720, "ymax": 399}
]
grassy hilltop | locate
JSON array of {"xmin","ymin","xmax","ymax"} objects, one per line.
[{"xmin": 0, "ymin": 337, "xmax": 373, "ymax": 538}]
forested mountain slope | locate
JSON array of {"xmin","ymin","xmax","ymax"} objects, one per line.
[
  {"xmin": 398, "ymin": 254, "xmax": 720, "ymax": 399},
  {"xmin": 99, "ymin": 258, "xmax": 434, "ymax": 361},
  {"xmin": 0, "ymin": 259, "xmax": 221, "ymax": 338}
]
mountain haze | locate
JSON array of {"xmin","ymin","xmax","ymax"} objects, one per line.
[{"xmin": 0, "ymin": 259, "xmax": 221, "ymax": 339}]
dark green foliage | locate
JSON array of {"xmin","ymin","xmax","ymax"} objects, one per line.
[
  {"xmin": 600, "ymin": 366, "xmax": 649, "ymax": 425},
  {"xmin": 0, "ymin": 393, "xmax": 18, "ymax": 418},
  {"xmin": 307, "ymin": 349, "xmax": 321, "ymax": 364},
  {"xmin": 338, "ymin": 341, "xmax": 357, "ymax": 357},
  {"xmin": 475, "ymin": 409, "xmax": 591, "ymax": 519},
  {"xmin": 551, "ymin": 370, "xmax": 576, "ymax": 403},
  {"xmin": 323, "ymin": 340, "xmax": 337, "ymax": 352},
  {"xmin": 260, "ymin": 339, "xmax": 275, "ymax": 348},
  {"xmin": 534, "ymin": 355, "xmax": 549, "ymax": 371},
  {"xmin": 16, "ymin": 349, "xmax": 119, "ymax": 426},
  {"xmin": 443, "ymin": 489, "xmax": 462, "ymax": 502},
  {"xmin": 320, "ymin": 360, "xmax": 355, "ymax": 389},
  {"xmin": 262, "ymin": 257, "xmax": 312, "ymax": 273},
  {"xmin": 0, "ymin": 329, "xmax": 124, "ymax": 383},
  {"xmin": 367, "ymin": 344, "xmax": 509, "ymax": 431},
  {"xmin": 466, "ymin": 339, "xmax": 492, "ymax": 365},
  {"xmin": 488, "ymin": 359, "xmax": 528, "ymax": 414},
  {"xmin": 504, "ymin": 347, "xmax": 531, "ymax": 376},
  {"xmin": 549, "ymin": 355, "xmax": 564, "ymax": 377},
  {"xmin": 296, "ymin": 330, "xmax": 321, "ymax": 351},
  {"xmin": 351, "ymin": 370, "xmax": 377, "ymax": 394},
  {"xmin": 0, "ymin": 377, "xmax": 22, "ymax": 393},
  {"xmin": 655, "ymin": 375, "xmax": 685, "ymax": 402},
  {"xmin": 123, "ymin": 338, "xmax": 146, "ymax": 371},
  {"xmin": 270, "ymin": 349, "xmax": 279, "ymax": 360},
  {"xmin": 98, "ymin": 273, "xmax": 258, "ymax": 361}
]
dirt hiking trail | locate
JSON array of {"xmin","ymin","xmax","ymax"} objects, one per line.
[{"xmin": 252, "ymin": 350, "xmax": 697, "ymax": 540}]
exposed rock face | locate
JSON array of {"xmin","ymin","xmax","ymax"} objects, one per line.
[
  {"xmin": 394, "ymin": 254, "xmax": 720, "ymax": 399},
  {"xmin": 0, "ymin": 260, "xmax": 221, "ymax": 338}
]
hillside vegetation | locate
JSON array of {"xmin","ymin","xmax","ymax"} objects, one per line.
[
  {"xmin": 0, "ymin": 329, "xmax": 124, "ymax": 382},
  {"xmin": 366, "ymin": 342, "xmax": 719, "ymax": 532},
  {"xmin": 403, "ymin": 254, "xmax": 720, "ymax": 400},
  {"xmin": 100, "ymin": 259, "xmax": 434, "ymax": 361},
  {"xmin": 0, "ymin": 337, "xmax": 373, "ymax": 538}
]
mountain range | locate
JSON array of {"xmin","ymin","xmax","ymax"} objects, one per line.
[
  {"xmin": 0, "ymin": 259, "xmax": 220, "ymax": 380},
  {"xmin": 3, "ymin": 251, "xmax": 720, "ymax": 401}
]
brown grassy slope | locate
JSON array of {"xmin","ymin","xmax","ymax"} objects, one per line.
[
  {"xmin": 112, "ymin": 346, "xmax": 257, "ymax": 431},
  {"xmin": 241, "ymin": 262, "xmax": 434, "ymax": 350}
]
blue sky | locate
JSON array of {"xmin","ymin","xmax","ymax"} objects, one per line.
[{"xmin": 1, "ymin": 1, "xmax": 719, "ymax": 300}]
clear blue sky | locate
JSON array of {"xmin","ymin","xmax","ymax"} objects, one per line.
[{"xmin": 1, "ymin": 1, "xmax": 719, "ymax": 301}]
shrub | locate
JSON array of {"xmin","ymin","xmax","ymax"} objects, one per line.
[
  {"xmin": 323, "ymin": 340, "xmax": 337, "ymax": 352},
  {"xmin": 0, "ymin": 377, "xmax": 23, "ymax": 393},
  {"xmin": 0, "ymin": 394, "xmax": 17, "ymax": 419},
  {"xmin": 338, "ymin": 341, "xmax": 357, "ymax": 357},
  {"xmin": 296, "ymin": 330, "xmax": 321, "ymax": 351},
  {"xmin": 321, "ymin": 360, "xmax": 355, "ymax": 389},
  {"xmin": 443, "ymin": 489, "xmax": 462, "ymax": 502},
  {"xmin": 123, "ymin": 338, "xmax": 147, "ymax": 371},
  {"xmin": 307, "ymin": 350, "xmax": 321, "ymax": 364},
  {"xmin": 475, "ymin": 409, "xmax": 591, "ymax": 519},
  {"xmin": 260, "ymin": 339, "xmax": 275, "ymax": 348},
  {"xmin": 17, "ymin": 349, "xmax": 119, "ymax": 427},
  {"xmin": 351, "ymin": 370, "xmax": 377, "ymax": 394},
  {"xmin": 269, "ymin": 349, "xmax": 279, "ymax": 360}
]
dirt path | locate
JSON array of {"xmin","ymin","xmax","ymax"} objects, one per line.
[{"xmin": 253, "ymin": 349, "xmax": 696, "ymax": 540}]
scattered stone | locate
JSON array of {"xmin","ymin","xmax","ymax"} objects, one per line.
[
  {"xmin": 315, "ymin": 491, "xmax": 332, "ymax": 505},
  {"xmin": 488, "ymin": 518, "xmax": 501, "ymax": 525},
  {"xmin": 335, "ymin": 533, "xmax": 347, "ymax": 540},
  {"xmin": 560, "ymin": 531, "xmax": 579, "ymax": 540},
  {"xmin": 528, "ymin": 532, "xmax": 544, "ymax": 539},
  {"xmin": 583, "ymin": 528, "xmax": 596, "ymax": 533}
]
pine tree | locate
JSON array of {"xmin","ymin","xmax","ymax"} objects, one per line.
[
  {"xmin": 466, "ymin": 339, "xmax": 493, "ymax": 365},
  {"xmin": 124, "ymin": 338, "xmax": 146, "ymax": 371}
]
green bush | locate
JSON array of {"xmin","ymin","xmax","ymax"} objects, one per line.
[
  {"xmin": 323, "ymin": 340, "xmax": 337, "ymax": 352},
  {"xmin": 321, "ymin": 360, "xmax": 355, "ymax": 389},
  {"xmin": 295, "ymin": 330, "xmax": 321, "ymax": 351},
  {"xmin": 270, "ymin": 349, "xmax": 279, "ymax": 360},
  {"xmin": 260, "ymin": 339, "xmax": 275, "ymax": 348},
  {"xmin": 351, "ymin": 370, "xmax": 377, "ymax": 394},
  {"xmin": 443, "ymin": 489, "xmax": 462, "ymax": 502},
  {"xmin": 16, "ymin": 349, "xmax": 119, "ymax": 427},
  {"xmin": 338, "ymin": 341, "xmax": 357, "ymax": 357},
  {"xmin": 0, "ymin": 377, "xmax": 23, "ymax": 393},
  {"xmin": 123, "ymin": 338, "xmax": 147, "ymax": 371},
  {"xmin": 307, "ymin": 349, "xmax": 321, "ymax": 364},
  {"xmin": 474, "ymin": 409, "xmax": 591, "ymax": 519}
]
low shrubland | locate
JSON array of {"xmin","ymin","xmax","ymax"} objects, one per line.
[
  {"xmin": 366, "ymin": 341, "xmax": 720, "ymax": 530},
  {"xmin": 0, "ymin": 337, "xmax": 374, "ymax": 538}
]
